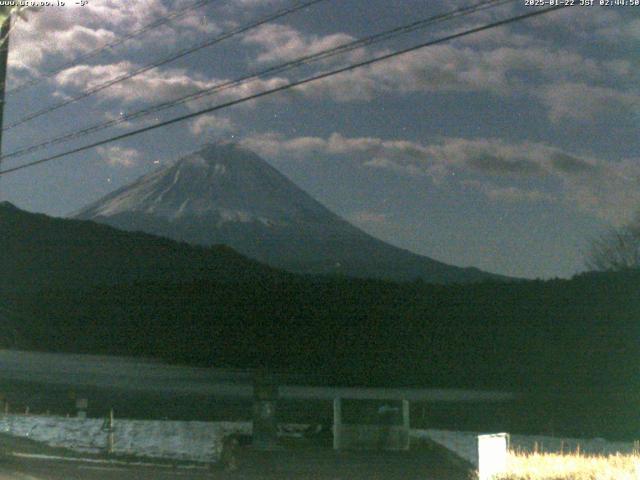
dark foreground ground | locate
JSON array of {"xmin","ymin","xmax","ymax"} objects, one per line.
[{"xmin": 0, "ymin": 433, "xmax": 470, "ymax": 480}]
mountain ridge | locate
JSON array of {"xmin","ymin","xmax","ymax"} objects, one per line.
[{"xmin": 75, "ymin": 142, "xmax": 505, "ymax": 284}]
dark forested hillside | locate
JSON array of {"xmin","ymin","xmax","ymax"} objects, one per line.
[
  {"xmin": 9, "ymin": 271, "xmax": 640, "ymax": 394},
  {"xmin": 0, "ymin": 201, "xmax": 284, "ymax": 293},
  {"xmin": 3, "ymin": 201, "xmax": 640, "ymax": 437}
]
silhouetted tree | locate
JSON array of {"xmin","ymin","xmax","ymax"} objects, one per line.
[{"xmin": 586, "ymin": 214, "xmax": 640, "ymax": 271}]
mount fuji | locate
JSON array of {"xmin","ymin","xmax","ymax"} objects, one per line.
[{"xmin": 75, "ymin": 142, "xmax": 500, "ymax": 283}]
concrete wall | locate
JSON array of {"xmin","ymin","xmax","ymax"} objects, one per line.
[{"xmin": 0, "ymin": 414, "xmax": 251, "ymax": 462}]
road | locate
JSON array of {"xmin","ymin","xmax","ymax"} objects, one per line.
[
  {"xmin": 0, "ymin": 445, "xmax": 470, "ymax": 480},
  {"xmin": 0, "ymin": 457, "xmax": 213, "ymax": 479}
]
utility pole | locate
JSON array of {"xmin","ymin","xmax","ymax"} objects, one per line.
[
  {"xmin": 0, "ymin": 7, "xmax": 10, "ymax": 188},
  {"xmin": 0, "ymin": 6, "xmax": 35, "ymax": 194}
]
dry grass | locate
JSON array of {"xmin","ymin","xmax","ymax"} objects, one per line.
[{"xmin": 494, "ymin": 451, "xmax": 640, "ymax": 480}]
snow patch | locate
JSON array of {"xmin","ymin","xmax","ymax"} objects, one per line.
[{"xmin": 74, "ymin": 142, "xmax": 333, "ymax": 226}]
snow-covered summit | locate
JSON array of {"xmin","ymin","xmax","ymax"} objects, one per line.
[{"xmin": 76, "ymin": 142, "xmax": 334, "ymax": 226}]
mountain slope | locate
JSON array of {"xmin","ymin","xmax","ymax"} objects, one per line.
[{"xmin": 75, "ymin": 142, "xmax": 501, "ymax": 283}]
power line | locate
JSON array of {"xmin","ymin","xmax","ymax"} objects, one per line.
[
  {"xmin": 1, "ymin": 0, "xmax": 218, "ymax": 98},
  {"xmin": 3, "ymin": 0, "xmax": 513, "ymax": 161},
  {"xmin": 1, "ymin": 0, "xmax": 514, "ymax": 162},
  {"xmin": 0, "ymin": 4, "xmax": 571, "ymax": 177},
  {"xmin": 2, "ymin": 0, "xmax": 329, "ymax": 131}
]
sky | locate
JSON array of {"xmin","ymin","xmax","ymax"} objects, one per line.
[{"xmin": 0, "ymin": 0, "xmax": 638, "ymax": 279}]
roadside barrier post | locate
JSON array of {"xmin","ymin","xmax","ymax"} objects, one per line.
[{"xmin": 478, "ymin": 433, "xmax": 509, "ymax": 480}]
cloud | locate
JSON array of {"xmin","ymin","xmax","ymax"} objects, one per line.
[
  {"xmin": 538, "ymin": 83, "xmax": 640, "ymax": 124},
  {"xmin": 189, "ymin": 114, "xmax": 236, "ymax": 137},
  {"xmin": 53, "ymin": 61, "xmax": 290, "ymax": 107},
  {"xmin": 9, "ymin": 22, "xmax": 117, "ymax": 74},
  {"xmin": 550, "ymin": 152, "xmax": 601, "ymax": 176},
  {"xmin": 11, "ymin": 4, "xmax": 635, "ymax": 130},
  {"xmin": 285, "ymin": 37, "xmax": 636, "ymax": 124},
  {"xmin": 53, "ymin": 62, "xmax": 208, "ymax": 103},
  {"xmin": 291, "ymin": 43, "xmax": 611, "ymax": 101},
  {"xmin": 7, "ymin": 0, "xmax": 219, "ymax": 78},
  {"xmin": 242, "ymin": 132, "xmax": 640, "ymax": 224},
  {"xmin": 465, "ymin": 153, "xmax": 543, "ymax": 177},
  {"xmin": 9, "ymin": 2, "xmax": 160, "ymax": 71},
  {"xmin": 456, "ymin": 25, "xmax": 536, "ymax": 48},
  {"xmin": 244, "ymin": 133, "xmax": 570, "ymax": 179},
  {"xmin": 242, "ymin": 132, "xmax": 432, "ymax": 167},
  {"xmin": 96, "ymin": 145, "xmax": 141, "ymax": 168},
  {"xmin": 242, "ymin": 23, "xmax": 356, "ymax": 64},
  {"xmin": 463, "ymin": 180, "xmax": 554, "ymax": 204},
  {"xmin": 241, "ymin": 21, "xmax": 600, "ymax": 102},
  {"xmin": 101, "ymin": 110, "xmax": 160, "ymax": 131},
  {"xmin": 531, "ymin": 7, "xmax": 640, "ymax": 44},
  {"xmin": 292, "ymin": 45, "xmax": 495, "ymax": 101}
]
